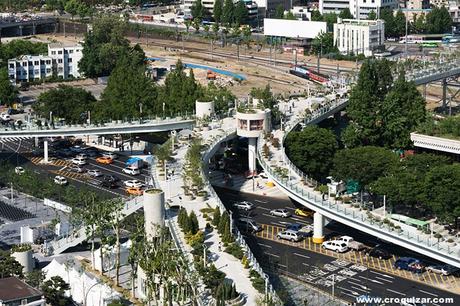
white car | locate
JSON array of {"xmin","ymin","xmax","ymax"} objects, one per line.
[
  {"xmin": 87, "ymin": 169, "xmax": 102, "ymax": 177},
  {"xmin": 102, "ymin": 152, "xmax": 118, "ymax": 159},
  {"xmin": 270, "ymin": 208, "xmax": 291, "ymax": 218},
  {"xmin": 122, "ymin": 167, "xmax": 140, "ymax": 175},
  {"xmin": 69, "ymin": 166, "xmax": 85, "ymax": 173},
  {"xmin": 233, "ymin": 201, "xmax": 255, "ymax": 211},
  {"xmin": 124, "ymin": 180, "xmax": 143, "ymax": 188},
  {"xmin": 54, "ymin": 176, "xmax": 68, "ymax": 185},
  {"xmin": 71, "ymin": 157, "xmax": 86, "ymax": 166},
  {"xmin": 15, "ymin": 167, "xmax": 25, "ymax": 174},
  {"xmin": 277, "ymin": 230, "xmax": 303, "ymax": 242},
  {"xmin": 322, "ymin": 240, "xmax": 349, "ymax": 253},
  {"xmin": 76, "ymin": 153, "xmax": 88, "ymax": 159}
]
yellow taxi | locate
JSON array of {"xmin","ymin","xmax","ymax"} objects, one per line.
[
  {"xmin": 294, "ymin": 208, "xmax": 314, "ymax": 218},
  {"xmin": 126, "ymin": 187, "xmax": 144, "ymax": 196},
  {"xmin": 96, "ymin": 156, "xmax": 113, "ymax": 164}
]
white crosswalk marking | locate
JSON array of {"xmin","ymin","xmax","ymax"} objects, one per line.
[{"xmin": 0, "ymin": 136, "xmax": 32, "ymax": 143}]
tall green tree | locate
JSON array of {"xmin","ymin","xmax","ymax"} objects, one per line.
[
  {"xmin": 64, "ymin": 0, "xmax": 80, "ymax": 20},
  {"xmin": 234, "ymin": 0, "xmax": 248, "ymax": 26},
  {"xmin": 368, "ymin": 10, "xmax": 377, "ymax": 20},
  {"xmin": 213, "ymin": 0, "xmax": 223, "ymax": 23},
  {"xmin": 191, "ymin": 0, "xmax": 205, "ymax": 20},
  {"xmin": 274, "ymin": 4, "xmax": 284, "ymax": 19},
  {"xmin": 381, "ymin": 73, "xmax": 426, "ymax": 148},
  {"xmin": 311, "ymin": 10, "xmax": 323, "ymax": 21},
  {"xmin": 33, "ymin": 85, "xmax": 96, "ymax": 123},
  {"xmin": 323, "ymin": 13, "xmax": 338, "ymax": 32},
  {"xmin": 0, "ymin": 251, "xmax": 23, "ymax": 278},
  {"xmin": 285, "ymin": 126, "xmax": 338, "ymax": 180},
  {"xmin": 339, "ymin": 8, "xmax": 353, "ymax": 19},
  {"xmin": 413, "ymin": 13, "xmax": 427, "ymax": 34},
  {"xmin": 426, "ymin": 6, "xmax": 453, "ymax": 34},
  {"xmin": 394, "ymin": 10, "xmax": 407, "ymax": 37},
  {"xmin": 311, "ymin": 32, "xmax": 337, "ymax": 55},
  {"xmin": 41, "ymin": 276, "xmax": 70, "ymax": 306},
  {"xmin": 332, "ymin": 146, "xmax": 399, "ymax": 190},
  {"xmin": 380, "ymin": 8, "xmax": 395, "ymax": 37},
  {"xmin": 341, "ymin": 59, "xmax": 393, "ymax": 147},
  {"xmin": 222, "ymin": 0, "xmax": 235, "ymax": 25},
  {"xmin": 97, "ymin": 52, "xmax": 157, "ymax": 120},
  {"xmin": 0, "ymin": 68, "xmax": 18, "ymax": 106}
]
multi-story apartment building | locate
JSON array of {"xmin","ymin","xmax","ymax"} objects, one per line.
[
  {"xmin": 8, "ymin": 43, "xmax": 83, "ymax": 83},
  {"xmin": 182, "ymin": 0, "xmax": 259, "ymax": 24},
  {"xmin": 320, "ymin": 0, "xmax": 398, "ymax": 19},
  {"xmin": 333, "ymin": 18, "xmax": 385, "ymax": 56}
]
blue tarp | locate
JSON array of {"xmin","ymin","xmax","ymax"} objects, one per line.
[{"xmin": 126, "ymin": 157, "xmax": 142, "ymax": 166}]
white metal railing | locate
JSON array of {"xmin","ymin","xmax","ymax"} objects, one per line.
[{"xmin": 257, "ymin": 100, "xmax": 460, "ymax": 267}]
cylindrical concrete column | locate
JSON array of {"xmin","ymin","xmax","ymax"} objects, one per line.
[
  {"xmin": 43, "ymin": 139, "xmax": 48, "ymax": 163},
  {"xmin": 143, "ymin": 189, "xmax": 165, "ymax": 240},
  {"xmin": 312, "ymin": 212, "xmax": 324, "ymax": 244},
  {"xmin": 12, "ymin": 249, "xmax": 34, "ymax": 274},
  {"xmin": 248, "ymin": 137, "xmax": 257, "ymax": 173}
]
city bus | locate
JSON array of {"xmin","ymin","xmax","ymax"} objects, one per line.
[
  {"xmin": 442, "ymin": 35, "xmax": 460, "ymax": 44},
  {"xmin": 399, "ymin": 34, "xmax": 443, "ymax": 44}
]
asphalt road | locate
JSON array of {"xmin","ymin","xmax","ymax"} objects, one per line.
[
  {"xmin": 0, "ymin": 136, "xmax": 151, "ymax": 199},
  {"xmin": 214, "ymin": 187, "xmax": 460, "ymax": 305}
]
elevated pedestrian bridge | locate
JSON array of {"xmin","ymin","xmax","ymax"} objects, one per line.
[
  {"xmin": 0, "ymin": 116, "xmax": 195, "ymax": 138},
  {"xmin": 256, "ymin": 97, "xmax": 460, "ymax": 268},
  {"xmin": 407, "ymin": 58, "xmax": 460, "ymax": 85}
]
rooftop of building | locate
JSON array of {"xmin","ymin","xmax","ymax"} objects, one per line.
[
  {"xmin": 8, "ymin": 54, "xmax": 51, "ymax": 61},
  {"xmin": 337, "ymin": 18, "xmax": 384, "ymax": 26},
  {"xmin": 0, "ymin": 277, "xmax": 42, "ymax": 302},
  {"xmin": 48, "ymin": 42, "xmax": 83, "ymax": 49}
]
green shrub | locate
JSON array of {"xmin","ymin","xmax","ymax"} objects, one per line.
[{"xmin": 225, "ymin": 243, "xmax": 244, "ymax": 259}]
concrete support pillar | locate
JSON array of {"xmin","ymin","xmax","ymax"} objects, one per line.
[
  {"xmin": 442, "ymin": 78, "xmax": 448, "ymax": 114},
  {"xmin": 43, "ymin": 140, "xmax": 49, "ymax": 163},
  {"xmin": 18, "ymin": 26, "xmax": 23, "ymax": 36},
  {"xmin": 143, "ymin": 189, "xmax": 165, "ymax": 240},
  {"xmin": 333, "ymin": 111, "xmax": 341, "ymax": 122},
  {"xmin": 248, "ymin": 137, "xmax": 257, "ymax": 173},
  {"xmin": 34, "ymin": 137, "xmax": 39, "ymax": 147},
  {"xmin": 312, "ymin": 212, "xmax": 324, "ymax": 244},
  {"xmin": 32, "ymin": 24, "xmax": 36, "ymax": 35}
]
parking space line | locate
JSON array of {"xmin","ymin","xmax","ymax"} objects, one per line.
[{"xmin": 433, "ymin": 272, "xmax": 440, "ymax": 286}]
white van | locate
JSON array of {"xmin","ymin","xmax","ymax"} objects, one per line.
[{"xmin": 322, "ymin": 240, "xmax": 349, "ymax": 253}]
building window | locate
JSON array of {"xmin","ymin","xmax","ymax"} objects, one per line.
[
  {"xmin": 46, "ymin": 60, "xmax": 51, "ymax": 65},
  {"xmin": 69, "ymin": 50, "xmax": 74, "ymax": 54},
  {"xmin": 46, "ymin": 68, "xmax": 51, "ymax": 73},
  {"xmin": 238, "ymin": 119, "xmax": 248, "ymax": 130},
  {"xmin": 34, "ymin": 61, "xmax": 39, "ymax": 65},
  {"xmin": 28, "ymin": 61, "xmax": 32, "ymax": 66},
  {"xmin": 9, "ymin": 64, "xmax": 14, "ymax": 69},
  {"xmin": 51, "ymin": 51, "xmax": 56, "ymax": 55},
  {"xmin": 34, "ymin": 69, "xmax": 39, "ymax": 75},
  {"xmin": 68, "ymin": 58, "xmax": 73, "ymax": 63},
  {"xmin": 58, "ymin": 50, "xmax": 63, "ymax": 54},
  {"xmin": 249, "ymin": 119, "xmax": 264, "ymax": 131},
  {"xmin": 58, "ymin": 59, "xmax": 63, "ymax": 64}
]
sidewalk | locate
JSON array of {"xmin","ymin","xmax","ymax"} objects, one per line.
[{"xmin": 156, "ymin": 119, "xmax": 261, "ymax": 305}]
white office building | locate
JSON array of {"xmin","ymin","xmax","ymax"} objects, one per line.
[
  {"xmin": 8, "ymin": 43, "xmax": 83, "ymax": 83},
  {"xmin": 333, "ymin": 18, "xmax": 385, "ymax": 56},
  {"xmin": 320, "ymin": 0, "xmax": 398, "ymax": 19}
]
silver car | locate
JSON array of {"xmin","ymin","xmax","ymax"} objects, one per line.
[
  {"xmin": 233, "ymin": 201, "xmax": 255, "ymax": 211},
  {"xmin": 270, "ymin": 208, "xmax": 291, "ymax": 218},
  {"xmin": 277, "ymin": 230, "xmax": 303, "ymax": 242}
]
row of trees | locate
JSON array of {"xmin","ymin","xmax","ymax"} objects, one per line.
[{"xmin": 190, "ymin": 0, "xmax": 249, "ymax": 27}]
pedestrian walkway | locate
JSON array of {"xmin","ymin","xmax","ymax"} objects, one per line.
[{"xmin": 155, "ymin": 118, "xmax": 262, "ymax": 305}]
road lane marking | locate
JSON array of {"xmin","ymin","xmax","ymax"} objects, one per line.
[
  {"xmin": 374, "ymin": 276, "xmax": 393, "ymax": 283},
  {"xmin": 293, "ymin": 252, "xmax": 310, "ymax": 259},
  {"xmin": 357, "ymin": 275, "xmax": 384, "ymax": 285},
  {"xmin": 369, "ymin": 270, "xmax": 394, "ymax": 279},
  {"xmin": 302, "ymin": 263, "xmax": 310, "ymax": 267},
  {"xmin": 276, "ymin": 263, "xmax": 287, "ymax": 268},
  {"xmin": 254, "ymin": 199, "xmax": 267, "ymax": 203},
  {"xmin": 265, "ymin": 252, "xmax": 280, "ymax": 258},
  {"xmin": 418, "ymin": 289, "xmax": 438, "ymax": 297},
  {"xmin": 351, "ymin": 286, "xmax": 368, "ymax": 293},
  {"xmin": 258, "ymin": 243, "xmax": 272, "ymax": 248},
  {"xmin": 386, "ymin": 288, "xmax": 406, "ymax": 296},
  {"xmin": 257, "ymin": 207, "xmax": 271, "ymax": 211}
]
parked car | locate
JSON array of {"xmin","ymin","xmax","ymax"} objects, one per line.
[
  {"xmin": 75, "ymin": 153, "xmax": 88, "ymax": 159},
  {"xmin": 237, "ymin": 217, "xmax": 262, "ymax": 232},
  {"xmin": 336, "ymin": 236, "xmax": 366, "ymax": 251},
  {"xmin": 294, "ymin": 208, "xmax": 314, "ymax": 218},
  {"xmin": 426, "ymin": 264, "xmax": 460, "ymax": 276},
  {"xmin": 364, "ymin": 246, "xmax": 392, "ymax": 260},
  {"xmin": 270, "ymin": 208, "xmax": 291, "ymax": 218},
  {"xmin": 96, "ymin": 156, "xmax": 113, "ymax": 164},
  {"xmin": 277, "ymin": 230, "xmax": 303, "ymax": 242},
  {"xmin": 122, "ymin": 167, "xmax": 140, "ymax": 175},
  {"xmin": 322, "ymin": 240, "xmax": 349, "ymax": 253},
  {"xmin": 71, "ymin": 157, "xmax": 87, "ymax": 166},
  {"xmin": 14, "ymin": 167, "xmax": 25, "ymax": 174},
  {"xmin": 54, "ymin": 176, "xmax": 68, "ymax": 185},
  {"xmin": 394, "ymin": 257, "xmax": 425, "ymax": 273},
  {"xmin": 87, "ymin": 169, "xmax": 102, "ymax": 177},
  {"xmin": 124, "ymin": 180, "xmax": 143, "ymax": 188},
  {"xmin": 233, "ymin": 201, "xmax": 255, "ymax": 211},
  {"xmin": 102, "ymin": 152, "xmax": 118, "ymax": 159},
  {"xmin": 126, "ymin": 187, "xmax": 144, "ymax": 196},
  {"xmin": 69, "ymin": 166, "xmax": 85, "ymax": 173}
]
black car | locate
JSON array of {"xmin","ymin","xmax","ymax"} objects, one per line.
[
  {"xmin": 103, "ymin": 174, "xmax": 119, "ymax": 182},
  {"xmin": 365, "ymin": 247, "xmax": 392, "ymax": 260},
  {"xmin": 100, "ymin": 180, "xmax": 119, "ymax": 189}
]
